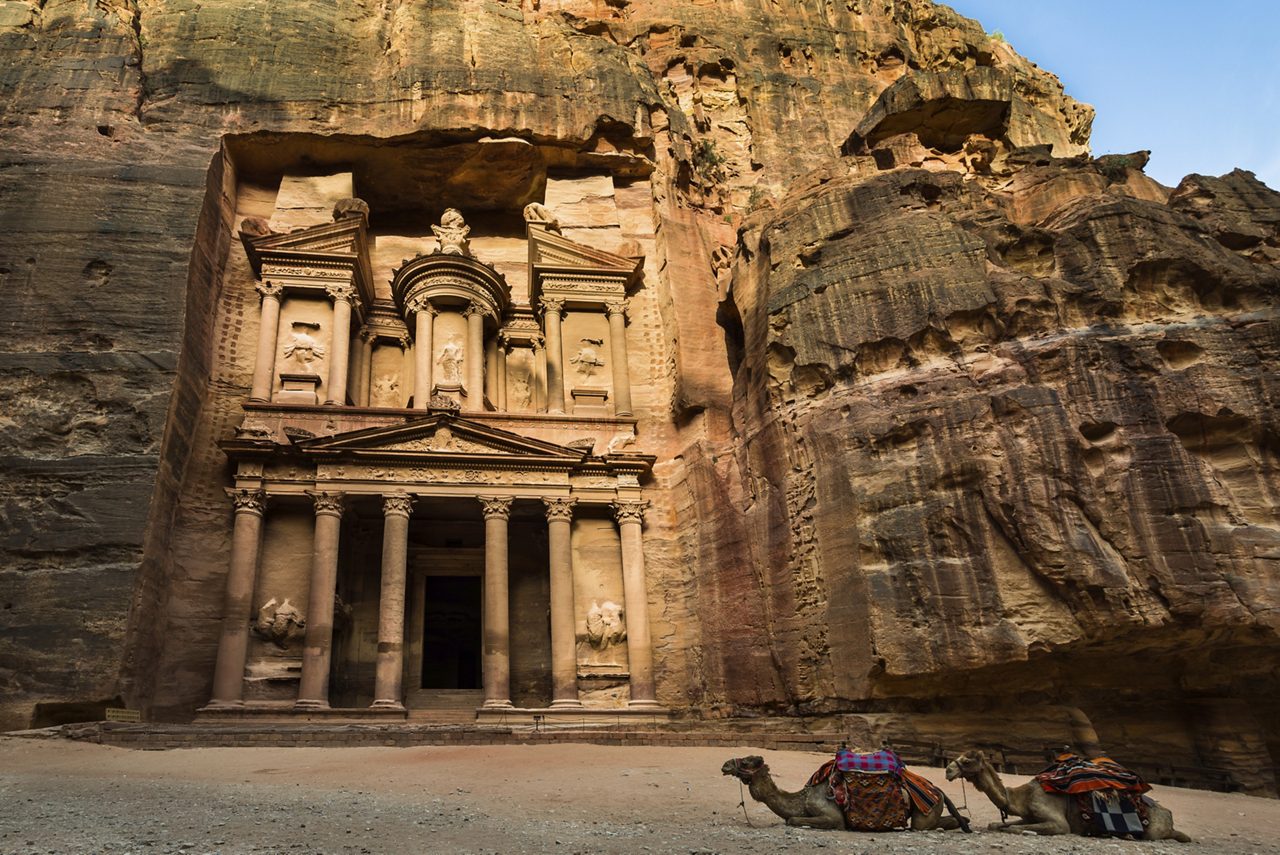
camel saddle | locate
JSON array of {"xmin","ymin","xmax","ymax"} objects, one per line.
[{"xmin": 808, "ymin": 749, "xmax": 942, "ymax": 832}]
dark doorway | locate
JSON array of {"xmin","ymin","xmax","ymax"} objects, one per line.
[{"xmin": 421, "ymin": 576, "xmax": 482, "ymax": 690}]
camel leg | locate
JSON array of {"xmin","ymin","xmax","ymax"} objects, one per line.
[
  {"xmin": 785, "ymin": 814, "xmax": 845, "ymax": 830},
  {"xmin": 991, "ymin": 817, "xmax": 1070, "ymax": 836}
]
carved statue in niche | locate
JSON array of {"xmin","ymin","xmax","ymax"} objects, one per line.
[
  {"xmin": 283, "ymin": 321, "xmax": 324, "ymax": 372},
  {"xmin": 586, "ymin": 600, "xmax": 626, "ymax": 649},
  {"xmin": 371, "ymin": 375, "xmax": 400, "ymax": 406},
  {"xmin": 437, "ymin": 337, "xmax": 464, "ymax": 385},
  {"xmin": 511, "ymin": 371, "xmax": 532, "ymax": 409},
  {"xmin": 432, "ymin": 208, "xmax": 471, "ymax": 257},
  {"xmin": 570, "ymin": 338, "xmax": 606, "ymax": 382},
  {"xmin": 252, "ymin": 597, "xmax": 306, "ymax": 649}
]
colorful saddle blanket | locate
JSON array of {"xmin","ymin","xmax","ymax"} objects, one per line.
[
  {"xmin": 807, "ymin": 750, "xmax": 943, "ymax": 830},
  {"xmin": 836, "ymin": 748, "xmax": 903, "ymax": 775},
  {"xmin": 1076, "ymin": 790, "xmax": 1151, "ymax": 838},
  {"xmin": 1035, "ymin": 754, "xmax": 1151, "ymax": 795}
]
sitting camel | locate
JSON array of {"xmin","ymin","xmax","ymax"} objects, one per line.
[
  {"xmin": 945, "ymin": 751, "xmax": 1191, "ymax": 841},
  {"xmin": 722, "ymin": 755, "xmax": 968, "ymax": 831}
]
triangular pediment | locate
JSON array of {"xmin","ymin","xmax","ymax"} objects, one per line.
[
  {"xmin": 527, "ymin": 226, "xmax": 642, "ymax": 276},
  {"xmin": 294, "ymin": 414, "xmax": 587, "ymax": 462},
  {"xmin": 243, "ymin": 217, "xmax": 365, "ymax": 260}
]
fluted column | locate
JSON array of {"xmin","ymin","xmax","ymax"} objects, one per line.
[
  {"xmin": 541, "ymin": 297, "xmax": 566, "ymax": 414},
  {"xmin": 480, "ymin": 497, "xmax": 514, "ymax": 708},
  {"xmin": 296, "ymin": 491, "xmax": 345, "ymax": 710},
  {"xmin": 465, "ymin": 303, "xmax": 486, "ymax": 412},
  {"xmin": 357, "ymin": 328, "xmax": 375, "ymax": 407},
  {"xmin": 605, "ymin": 300, "xmax": 634, "ymax": 417},
  {"xmin": 207, "ymin": 489, "xmax": 267, "ymax": 706},
  {"xmin": 411, "ymin": 299, "xmax": 435, "ymax": 409},
  {"xmin": 614, "ymin": 500, "xmax": 659, "ymax": 708},
  {"xmin": 324, "ymin": 283, "xmax": 356, "ymax": 406},
  {"xmin": 544, "ymin": 497, "xmax": 581, "ymax": 708},
  {"xmin": 372, "ymin": 493, "xmax": 414, "ymax": 710},
  {"xmin": 249, "ymin": 282, "xmax": 283, "ymax": 402}
]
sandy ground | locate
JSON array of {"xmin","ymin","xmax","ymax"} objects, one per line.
[{"xmin": 1, "ymin": 737, "xmax": 1278, "ymax": 855}]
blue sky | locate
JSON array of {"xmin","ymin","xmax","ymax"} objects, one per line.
[{"xmin": 944, "ymin": 1, "xmax": 1280, "ymax": 189}]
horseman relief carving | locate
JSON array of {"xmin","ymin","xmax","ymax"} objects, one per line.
[{"xmin": 252, "ymin": 597, "xmax": 306, "ymax": 649}]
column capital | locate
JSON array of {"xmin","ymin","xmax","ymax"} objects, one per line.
[
  {"xmin": 383, "ymin": 492, "xmax": 414, "ymax": 519},
  {"xmin": 543, "ymin": 497, "xmax": 576, "ymax": 523},
  {"xmin": 255, "ymin": 280, "xmax": 284, "ymax": 300},
  {"xmin": 359, "ymin": 326, "xmax": 378, "ymax": 345},
  {"xmin": 399, "ymin": 333, "xmax": 413, "ymax": 350},
  {"xmin": 479, "ymin": 496, "xmax": 514, "ymax": 520},
  {"xmin": 539, "ymin": 296, "xmax": 566, "ymax": 316},
  {"xmin": 229, "ymin": 488, "xmax": 267, "ymax": 516},
  {"xmin": 325, "ymin": 281, "xmax": 357, "ymax": 304},
  {"xmin": 612, "ymin": 500, "xmax": 648, "ymax": 525},
  {"xmin": 407, "ymin": 294, "xmax": 436, "ymax": 316},
  {"xmin": 308, "ymin": 490, "xmax": 346, "ymax": 517},
  {"xmin": 464, "ymin": 302, "xmax": 488, "ymax": 320},
  {"xmin": 605, "ymin": 298, "xmax": 629, "ymax": 320}
]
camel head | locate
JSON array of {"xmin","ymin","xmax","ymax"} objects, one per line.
[
  {"xmin": 721, "ymin": 755, "xmax": 767, "ymax": 783},
  {"xmin": 945, "ymin": 750, "xmax": 987, "ymax": 782}
]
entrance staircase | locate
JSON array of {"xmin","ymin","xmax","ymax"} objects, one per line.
[{"xmin": 405, "ymin": 689, "xmax": 483, "ymax": 725}]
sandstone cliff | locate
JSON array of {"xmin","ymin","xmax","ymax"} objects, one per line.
[{"xmin": 0, "ymin": 0, "xmax": 1275, "ymax": 793}]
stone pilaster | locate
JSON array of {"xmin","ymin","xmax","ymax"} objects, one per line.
[
  {"xmin": 324, "ymin": 282, "xmax": 356, "ymax": 406},
  {"xmin": 465, "ymin": 303, "xmax": 486, "ymax": 412},
  {"xmin": 496, "ymin": 336, "xmax": 509, "ymax": 411},
  {"xmin": 372, "ymin": 493, "xmax": 414, "ymax": 710},
  {"xmin": 614, "ymin": 500, "xmax": 659, "ymax": 708},
  {"xmin": 540, "ymin": 297, "xmax": 566, "ymax": 414},
  {"xmin": 357, "ymin": 328, "xmax": 375, "ymax": 407},
  {"xmin": 410, "ymin": 297, "xmax": 435, "ymax": 410},
  {"xmin": 544, "ymin": 497, "xmax": 581, "ymax": 708},
  {"xmin": 480, "ymin": 497, "xmax": 514, "ymax": 708},
  {"xmin": 207, "ymin": 489, "xmax": 267, "ymax": 707},
  {"xmin": 295, "ymin": 491, "xmax": 345, "ymax": 710},
  {"xmin": 605, "ymin": 300, "xmax": 633, "ymax": 417},
  {"xmin": 249, "ymin": 281, "xmax": 283, "ymax": 402}
]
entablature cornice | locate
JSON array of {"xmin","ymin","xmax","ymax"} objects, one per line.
[
  {"xmin": 391, "ymin": 253, "xmax": 510, "ymax": 328},
  {"xmin": 242, "ymin": 217, "xmax": 375, "ymax": 314}
]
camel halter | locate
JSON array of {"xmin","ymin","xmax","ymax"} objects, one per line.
[{"xmin": 728, "ymin": 760, "xmax": 758, "ymax": 828}]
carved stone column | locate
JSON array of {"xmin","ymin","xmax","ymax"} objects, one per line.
[
  {"xmin": 249, "ymin": 281, "xmax": 283, "ymax": 402},
  {"xmin": 372, "ymin": 493, "xmax": 414, "ymax": 710},
  {"xmin": 484, "ymin": 336, "xmax": 498, "ymax": 405},
  {"xmin": 544, "ymin": 497, "xmax": 581, "ymax": 708},
  {"xmin": 296, "ymin": 491, "xmax": 344, "ymax": 710},
  {"xmin": 541, "ymin": 297, "xmax": 566, "ymax": 414},
  {"xmin": 606, "ymin": 300, "xmax": 634, "ymax": 417},
  {"xmin": 411, "ymin": 298, "xmax": 434, "ymax": 409},
  {"xmin": 496, "ymin": 337, "xmax": 509, "ymax": 411},
  {"xmin": 465, "ymin": 303, "xmax": 486, "ymax": 411},
  {"xmin": 207, "ymin": 489, "xmax": 267, "ymax": 706},
  {"xmin": 324, "ymin": 282, "xmax": 356, "ymax": 406},
  {"xmin": 480, "ymin": 497, "xmax": 514, "ymax": 708},
  {"xmin": 400, "ymin": 334, "xmax": 414, "ymax": 409},
  {"xmin": 357, "ymin": 328, "xmax": 375, "ymax": 407},
  {"xmin": 614, "ymin": 500, "xmax": 659, "ymax": 708}
]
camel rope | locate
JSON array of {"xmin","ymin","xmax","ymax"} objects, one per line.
[{"xmin": 736, "ymin": 778, "xmax": 756, "ymax": 828}]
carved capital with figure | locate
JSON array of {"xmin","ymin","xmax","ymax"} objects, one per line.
[
  {"xmin": 612, "ymin": 500, "xmax": 648, "ymax": 526},
  {"xmin": 308, "ymin": 490, "xmax": 346, "ymax": 517},
  {"xmin": 479, "ymin": 496, "xmax": 514, "ymax": 521},
  {"xmin": 406, "ymin": 294, "xmax": 436, "ymax": 316},
  {"xmin": 543, "ymin": 497, "xmax": 576, "ymax": 523},
  {"xmin": 325, "ymin": 281, "xmax": 357, "ymax": 304},
  {"xmin": 255, "ymin": 280, "xmax": 284, "ymax": 300},
  {"xmin": 539, "ymin": 297, "xmax": 566, "ymax": 316},
  {"xmin": 229, "ymin": 488, "xmax": 267, "ymax": 517},
  {"xmin": 382, "ymin": 492, "xmax": 414, "ymax": 519}
]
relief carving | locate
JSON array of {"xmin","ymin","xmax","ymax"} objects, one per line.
[
  {"xmin": 586, "ymin": 600, "xmax": 626, "ymax": 649},
  {"xmin": 570, "ymin": 338, "xmax": 606, "ymax": 382},
  {"xmin": 283, "ymin": 322, "xmax": 325, "ymax": 372},
  {"xmin": 437, "ymin": 337, "xmax": 464, "ymax": 385},
  {"xmin": 432, "ymin": 208, "xmax": 471, "ymax": 257},
  {"xmin": 511, "ymin": 371, "xmax": 533, "ymax": 409},
  {"xmin": 252, "ymin": 597, "xmax": 306, "ymax": 649}
]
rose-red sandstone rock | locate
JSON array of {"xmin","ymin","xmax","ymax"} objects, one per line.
[{"xmin": 0, "ymin": 0, "xmax": 1275, "ymax": 794}]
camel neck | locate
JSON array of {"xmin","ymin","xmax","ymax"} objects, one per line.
[{"xmin": 976, "ymin": 762, "xmax": 1013, "ymax": 814}]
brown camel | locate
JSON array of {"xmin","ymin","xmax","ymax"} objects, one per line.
[
  {"xmin": 721, "ymin": 755, "xmax": 969, "ymax": 831},
  {"xmin": 945, "ymin": 751, "xmax": 1191, "ymax": 841}
]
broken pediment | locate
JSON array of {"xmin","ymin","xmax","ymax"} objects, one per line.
[
  {"xmin": 527, "ymin": 224, "xmax": 643, "ymax": 276},
  {"xmin": 240, "ymin": 211, "xmax": 375, "ymax": 307},
  {"xmin": 292, "ymin": 414, "xmax": 588, "ymax": 463},
  {"xmin": 527, "ymin": 224, "xmax": 642, "ymax": 309}
]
